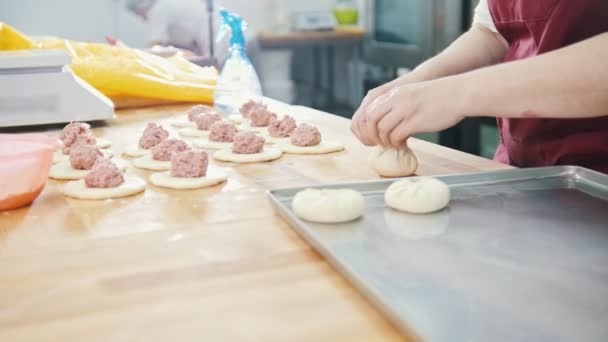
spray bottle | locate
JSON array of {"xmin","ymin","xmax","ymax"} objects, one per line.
[{"xmin": 214, "ymin": 9, "xmax": 262, "ymax": 115}]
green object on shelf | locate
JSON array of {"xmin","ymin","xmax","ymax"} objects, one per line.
[{"xmin": 333, "ymin": 9, "xmax": 359, "ymax": 25}]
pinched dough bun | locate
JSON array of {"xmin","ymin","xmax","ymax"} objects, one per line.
[
  {"xmin": 150, "ymin": 170, "xmax": 228, "ymax": 190},
  {"xmin": 62, "ymin": 177, "xmax": 146, "ymax": 200},
  {"xmin": 370, "ymin": 146, "xmax": 418, "ymax": 177},
  {"xmin": 132, "ymin": 154, "xmax": 172, "ymax": 171},
  {"xmin": 178, "ymin": 127, "xmax": 210, "ymax": 138},
  {"xmin": 193, "ymin": 139, "xmax": 232, "ymax": 150},
  {"xmin": 213, "ymin": 147, "xmax": 283, "ymax": 163},
  {"xmin": 385, "ymin": 177, "xmax": 450, "ymax": 214},
  {"xmin": 49, "ymin": 158, "xmax": 125, "ymax": 180},
  {"xmin": 292, "ymin": 188, "xmax": 365, "ymax": 223},
  {"xmin": 279, "ymin": 141, "xmax": 345, "ymax": 155}
]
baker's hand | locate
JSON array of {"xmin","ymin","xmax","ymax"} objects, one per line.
[
  {"xmin": 355, "ymin": 78, "xmax": 466, "ymax": 148},
  {"xmin": 351, "ymin": 76, "xmax": 411, "ymax": 146}
]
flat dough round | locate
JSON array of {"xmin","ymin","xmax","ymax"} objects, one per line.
[
  {"xmin": 149, "ymin": 169, "xmax": 228, "ymax": 190},
  {"xmin": 179, "ymin": 127, "xmax": 210, "ymax": 138},
  {"xmin": 370, "ymin": 146, "xmax": 418, "ymax": 177},
  {"xmin": 49, "ymin": 159, "xmax": 128, "ymax": 180},
  {"xmin": 53, "ymin": 147, "xmax": 113, "ymax": 164},
  {"xmin": 132, "ymin": 154, "xmax": 171, "ymax": 171},
  {"xmin": 213, "ymin": 147, "xmax": 282, "ymax": 163},
  {"xmin": 96, "ymin": 138, "xmax": 112, "ymax": 149},
  {"xmin": 227, "ymin": 114, "xmax": 244, "ymax": 124},
  {"xmin": 385, "ymin": 177, "xmax": 450, "ymax": 214},
  {"xmin": 292, "ymin": 188, "xmax": 364, "ymax": 223},
  {"xmin": 169, "ymin": 119, "xmax": 195, "ymax": 128},
  {"xmin": 123, "ymin": 144, "xmax": 150, "ymax": 158},
  {"xmin": 192, "ymin": 138, "xmax": 232, "ymax": 150},
  {"xmin": 238, "ymin": 124, "xmax": 269, "ymax": 133},
  {"xmin": 62, "ymin": 177, "xmax": 146, "ymax": 200},
  {"xmin": 278, "ymin": 141, "xmax": 345, "ymax": 155},
  {"xmin": 261, "ymin": 134, "xmax": 289, "ymax": 145}
]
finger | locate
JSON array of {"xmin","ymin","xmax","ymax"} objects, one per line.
[
  {"xmin": 376, "ymin": 111, "xmax": 404, "ymax": 148},
  {"xmin": 364, "ymin": 93, "xmax": 393, "ymax": 146},
  {"xmin": 358, "ymin": 116, "xmax": 376, "ymax": 146},
  {"xmin": 388, "ymin": 120, "xmax": 413, "ymax": 148}
]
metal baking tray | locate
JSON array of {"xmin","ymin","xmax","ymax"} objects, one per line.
[{"xmin": 267, "ymin": 166, "xmax": 608, "ymax": 342}]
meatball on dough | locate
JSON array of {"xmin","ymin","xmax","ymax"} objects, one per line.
[{"xmin": 49, "ymin": 158, "xmax": 128, "ymax": 181}]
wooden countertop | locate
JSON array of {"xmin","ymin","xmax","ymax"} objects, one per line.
[
  {"xmin": 0, "ymin": 101, "xmax": 510, "ymax": 341},
  {"xmin": 258, "ymin": 27, "xmax": 366, "ymax": 49}
]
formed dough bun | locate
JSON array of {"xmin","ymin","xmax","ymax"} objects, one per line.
[
  {"xmin": 49, "ymin": 158, "xmax": 128, "ymax": 180},
  {"xmin": 192, "ymin": 138, "xmax": 232, "ymax": 150},
  {"xmin": 132, "ymin": 154, "xmax": 172, "ymax": 171},
  {"xmin": 385, "ymin": 177, "xmax": 450, "ymax": 214},
  {"xmin": 370, "ymin": 146, "xmax": 418, "ymax": 178},
  {"xmin": 96, "ymin": 138, "xmax": 112, "ymax": 149},
  {"xmin": 292, "ymin": 188, "xmax": 365, "ymax": 223},
  {"xmin": 62, "ymin": 177, "xmax": 146, "ymax": 200},
  {"xmin": 279, "ymin": 141, "xmax": 345, "ymax": 155},
  {"xmin": 53, "ymin": 147, "xmax": 113, "ymax": 164},
  {"xmin": 178, "ymin": 127, "xmax": 210, "ymax": 138},
  {"xmin": 123, "ymin": 144, "xmax": 150, "ymax": 158},
  {"xmin": 150, "ymin": 169, "xmax": 228, "ymax": 190},
  {"xmin": 213, "ymin": 147, "xmax": 282, "ymax": 163},
  {"xmin": 169, "ymin": 119, "xmax": 195, "ymax": 128},
  {"xmin": 227, "ymin": 114, "xmax": 244, "ymax": 124}
]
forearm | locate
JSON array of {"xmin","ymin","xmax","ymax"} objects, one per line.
[
  {"xmin": 400, "ymin": 24, "xmax": 508, "ymax": 84},
  {"xmin": 462, "ymin": 33, "xmax": 608, "ymax": 119}
]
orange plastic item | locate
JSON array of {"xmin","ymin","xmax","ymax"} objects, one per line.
[{"xmin": 0, "ymin": 134, "xmax": 56, "ymax": 211}]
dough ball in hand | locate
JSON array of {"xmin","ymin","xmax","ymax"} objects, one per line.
[
  {"xmin": 385, "ymin": 177, "xmax": 450, "ymax": 214},
  {"xmin": 370, "ymin": 145, "xmax": 418, "ymax": 177},
  {"xmin": 292, "ymin": 188, "xmax": 364, "ymax": 223}
]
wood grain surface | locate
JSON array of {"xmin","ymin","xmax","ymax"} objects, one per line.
[{"xmin": 0, "ymin": 100, "xmax": 510, "ymax": 341}]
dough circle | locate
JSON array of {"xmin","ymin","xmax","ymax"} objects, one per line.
[
  {"xmin": 49, "ymin": 159, "xmax": 128, "ymax": 180},
  {"xmin": 213, "ymin": 147, "xmax": 282, "ymax": 163},
  {"xmin": 370, "ymin": 146, "xmax": 418, "ymax": 177},
  {"xmin": 193, "ymin": 138, "xmax": 232, "ymax": 150},
  {"xmin": 292, "ymin": 188, "xmax": 365, "ymax": 223},
  {"xmin": 95, "ymin": 138, "xmax": 111, "ymax": 149},
  {"xmin": 132, "ymin": 154, "xmax": 172, "ymax": 171},
  {"xmin": 278, "ymin": 141, "xmax": 345, "ymax": 155},
  {"xmin": 260, "ymin": 134, "xmax": 289, "ymax": 145},
  {"xmin": 123, "ymin": 144, "xmax": 150, "ymax": 158},
  {"xmin": 238, "ymin": 124, "xmax": 269, "ymax": 134},
  {"xmin": 178, "ymin": 127, "xmax": 210, "ymax": 138},
  {"xmin": 150, "ymin": 170, "xmax": 228, "ymax": 190},
  {"xmin": 62, "ymin": 177, "xmax": 146, "ymax": 200},
  {"xmin": 385, "ymin": 177, "xmax": 450, "ymax": 214},
  {"xmin": 227, "ymin": 114, "xmax": 244, "ymax": 124},
  {"xmin": 169, "ymin": 119, "xmax": 195, "ymax": 128},
  {"xmin": 53, "ymin": 147, "xmax": 113, "ymax": 164}
]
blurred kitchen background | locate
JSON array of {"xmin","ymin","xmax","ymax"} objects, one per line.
[{"xmin": 0, "ymin": 0, "xmax": 498, "ymax": 158}]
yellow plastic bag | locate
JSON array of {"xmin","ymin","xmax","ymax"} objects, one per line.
[{"xmin": 0, "ymin": 23, "xmax": 217, "ymax": 106}]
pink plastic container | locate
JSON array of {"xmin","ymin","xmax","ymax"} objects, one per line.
[{"xmin": 0, "ymin": 134, "xmax": 56, "ymax": 211}]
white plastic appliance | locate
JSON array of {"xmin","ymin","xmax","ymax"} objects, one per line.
[{"xmin": 0, "ymin": 49, "xmax": 114, "ymax": 127}]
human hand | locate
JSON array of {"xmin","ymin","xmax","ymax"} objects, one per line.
[{"xmin": 354, "ymin": 78, "xmax": 467, "ymax": 148}]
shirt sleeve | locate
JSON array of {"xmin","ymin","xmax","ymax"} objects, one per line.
[
  {"xmin": 145, "ymin": 2, "xmax": 170, "ymax": 45},
  {"xmin": 472, "ymin": 0, "xmax": 498, "ymax": 33}
]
